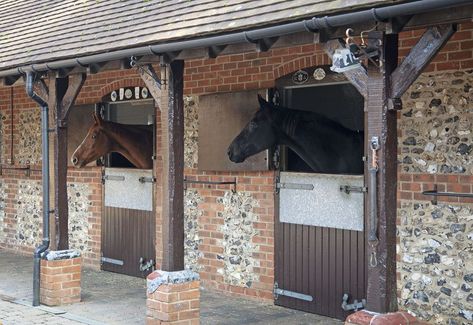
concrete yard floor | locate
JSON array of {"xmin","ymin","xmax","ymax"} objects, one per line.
[{"xmin": 0, "ymin": 249, "xmax": 342, "ymax": 325}]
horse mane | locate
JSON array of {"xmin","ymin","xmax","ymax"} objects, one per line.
[{"xmin": 273, "ymin": 104, "xmax": 359, "ymax": 135}]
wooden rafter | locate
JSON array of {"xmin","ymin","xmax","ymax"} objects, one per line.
[{"xmin": 390, "ymin": 24, "xmax": 456, "ymax": 100}]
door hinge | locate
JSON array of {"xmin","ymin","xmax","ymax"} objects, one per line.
[
  {"xmin": 273, "ymin": 282, "xmax": 313, "ymax": 302},
  {"xmin": 101, "ymin": 256, "xmax": 124, "ymax": 266},
  {"xmin": 276, "ymin": 182, "xmax": 314, "ymax": 191},
  {"xmin": 341, "ymin": 293, "xmax": 366, "ymax": 311}
]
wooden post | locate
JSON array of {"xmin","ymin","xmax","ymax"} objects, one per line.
[
  {"xmin": 160, "ymin": 60, "xmax": 185, "ymax": 271},
  {"xmin": 48, "ymin": 72, "xmax": 86, "ymax": 250},
  {"xmin": 365, "ymin": 31, "xmax": 398, "ymax": 313}
]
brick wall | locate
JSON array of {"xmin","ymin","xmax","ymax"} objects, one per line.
[{"xmin": 0, "ymin": 22, "xmax": 472, "ymax": 306}]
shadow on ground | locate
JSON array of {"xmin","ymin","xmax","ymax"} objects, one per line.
[{"xmin": 0, "ymin": 249, "xmax": 342, "ymax": 325}]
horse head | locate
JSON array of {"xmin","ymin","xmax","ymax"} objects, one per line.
[
  {"xmin": 71, "ymin": 112, "xmax": 113, "ymax": 167},
  {"xmin": 227, "ymin": 95, "xmax": 278, "ymax": 163}
]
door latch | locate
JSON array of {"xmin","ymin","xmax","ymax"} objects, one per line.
[
  {"xmin": 139, "ymin": 257, "xmax": 155, "ymax": 272},
  {"xmin": 341, "ymin": 293, "xmax": 366, "ymax": 311}
]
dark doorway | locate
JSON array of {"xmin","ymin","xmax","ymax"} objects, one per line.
[{"xmin": 274, "ymin": 71, "xmax": 366, "ymax": 320}]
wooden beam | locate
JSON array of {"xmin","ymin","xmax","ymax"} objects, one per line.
[
  {"xmin": 60, "ymin": 73, "xmax": 86, "ymax": 122},
  {"xmin": 390, "ymin": 24, "xmax": 456, "ymax": 100},
  {"xmin": 47, "ymin": 72, "xmax": 86, "ymax": 250},
  {"xmin": 323, "ymin": 40, "xmax": 368, "ymax": 98},
  {"xmin": 161, "ymin": 60, "xmax": 185, "ymax": 271},
  {"xmin": 138, "ymin": 64, "xmax": 162, "ymax": 103},
  {"xmin": 365, "ymin": 31, "xmax": 398, "ymax": 313}
]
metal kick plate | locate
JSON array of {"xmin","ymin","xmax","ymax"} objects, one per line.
[
  {"xmin": 104, "ymin": 168, "xmax": 153, "ymax": 211},
  {"xmin": 279, "ymin": 172, "xmax": 364, "ymax": 231}
]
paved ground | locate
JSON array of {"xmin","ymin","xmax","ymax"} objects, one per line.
[{"xmin": 0, "ymin": 249, "xmax": 342, "ymax": 325}]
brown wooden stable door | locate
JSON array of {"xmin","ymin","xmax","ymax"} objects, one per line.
[
  {"xmin": 274, "ymin": 80, "xmax": 366, "ymax": 320},
  {"xmin": 101, "ymin": 168, "xmax": 155, "ymax": 278},
  {"xmin": 274, "ymin": 172, "xmax": 366, "ymax": 320}
]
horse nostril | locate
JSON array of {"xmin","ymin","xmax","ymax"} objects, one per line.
[{"xmin": 72, "ymin": 156, "xmax": 78, "ymax": 165}]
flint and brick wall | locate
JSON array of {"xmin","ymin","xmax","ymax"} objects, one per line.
[{"xmin": 0, "ymin": 22, "xmax": 472, "ymax": 316}]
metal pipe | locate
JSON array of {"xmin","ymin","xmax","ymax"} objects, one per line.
[
  {"xmin": 0, "ymin": 0, "xmax": 469, "ymax": 78},
  {"xmin": 26, "ymin": 72, "xmax": 50, "ymax": 307}
]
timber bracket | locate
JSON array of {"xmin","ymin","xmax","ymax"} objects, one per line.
[{"xmin": 388, "ymin": 24, "xmax": 456, "ymax": 108}]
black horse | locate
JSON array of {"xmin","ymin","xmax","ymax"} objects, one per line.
[{"xmin": 227, "ymin": 95, "xmax": 363, "ymax": 174}]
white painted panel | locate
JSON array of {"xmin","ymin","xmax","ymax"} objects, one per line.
[
  {"xmin": 104, "ymin": 168, "xmax": 153, "ymax": 211},
  {"xmin": 279, "ymin": 172, "xmax": 364, "ymax": 231}
]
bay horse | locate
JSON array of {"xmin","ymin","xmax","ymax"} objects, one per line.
[
  {"xmin": 71, "ymin": 112, "xmax": 153, "ymax": 169},
  {"xmin": 227, "ymin": 95, "xmax": 363, "ymax": 174}
]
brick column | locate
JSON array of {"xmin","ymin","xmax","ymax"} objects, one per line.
[
  {"xmin": 40, "ymin": 250, "xmax": 81, "ymax": 306},
  {"xmin": 146, "ymin": 270, "xmax": 200, "ymax": 325}
]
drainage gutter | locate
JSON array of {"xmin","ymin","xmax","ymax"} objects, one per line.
[
  {"xmin": 0, "ymin": 0, "xmax": 470, "ymax": 79},
  {"xmin": 26, "ymin": 72, "xmax": 50, "ymax": 306}
]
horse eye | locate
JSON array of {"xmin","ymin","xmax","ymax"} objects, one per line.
[{"xmin": 92, "ymin": 134, "xmax": 97, "ymax": 139}]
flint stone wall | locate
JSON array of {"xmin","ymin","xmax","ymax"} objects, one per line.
[
  {"xmin": 12, "ymin": 180, "xmax": 92, "ymax": 253},
  {"xmin": 217, "ymin": 191, "xmax": 260, "ymax": 287},
  {"xmin": 17, "ymin": 109, "xmax": 41, "ymax": 165},
  {"xmin": 399, "ymin": 70, "xmax": 473, "ymax": 174},
  {"xmin": 184, "ymin": 189, "xmax": 203, "ymax": 272},
  {"xmin": 398, "ymin": 70, "xmax": 473, "ymax": 325},
  {"xmin": 184, "ymin": 96, "xmax": 199, "ymax": 169}
]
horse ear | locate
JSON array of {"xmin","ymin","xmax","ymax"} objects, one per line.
[
  {"xmin": 93, "ymin": 112, "xmax": 103, "ymax": 125},
  {"xmin": 257, "ymin": 94, "xmax": 268, "ymax": 109}
]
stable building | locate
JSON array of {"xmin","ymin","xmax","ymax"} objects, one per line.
[{"xmin": 0, "ymin": 0, "xmax": 472, "ymax": 324}]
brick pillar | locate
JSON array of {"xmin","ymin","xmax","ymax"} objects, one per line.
[
  {"xmin": 40, "ymin": 250, "xmax": 81, "ymax": 306},
  {"xmin": 146, "ymin": 270, "xmax": 200, "ymax": 325}
]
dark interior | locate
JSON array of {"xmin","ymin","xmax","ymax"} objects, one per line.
[{"xmin": 282, "ymin": 83, "xmax": 364, "ymax": 173}]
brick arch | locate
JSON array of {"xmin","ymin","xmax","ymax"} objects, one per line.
[
  {"xmin": 273, "ymin": 51, "xmax": 330, "ymax": 80},
  {"xmin": 75, "ymin": 72, "xmax": 145, "ymax": 105}
]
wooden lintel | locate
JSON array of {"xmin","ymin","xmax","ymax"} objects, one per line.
[
  {"xmin": 61, "ymin": 73, "xmax": 86, "ymax": 121},
  {"xmin": 208, "ymin": 45, "xmax": 227, "ymax": 59},
  {"xmin": 323, "ymin": 40, "xmax": 368, "ymax": 98},
  {"xmin": 138, "ymin": 64, "xmax": 162, "ymax": 104},
  {"xmin": 161, "ymin": 60, "xmax": 185, "ymax": 272},
  {"xmin": 390, "ymin": 24, "xmax": 456, "ymax": 100},
  {"xmin": 257, "ymin": 37, "xmax": 279, "ymax": 52}
]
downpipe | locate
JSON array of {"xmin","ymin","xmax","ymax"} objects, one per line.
[{"xmin": 26, "ymin": 72, "xmax": 50, "ymax": 306}]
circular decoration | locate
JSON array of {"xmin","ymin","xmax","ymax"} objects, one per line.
[
  {"xmin": 313, "ymin": 68, "xmax": 326, "ymax": 81},
  {"xmin": 141, "ymin": 87, "xmax": 149, "ymax": 99},
  {"xmin": 292, "ymin": 70, "xmax": 309, "ymax": 85},
  {"xmin": 124, "ymin": 88, "xmax": 133, "ymax": 99},
  {"xmin": 110, "ymin": 90, "xmax": 118, "ymax": 102}
]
